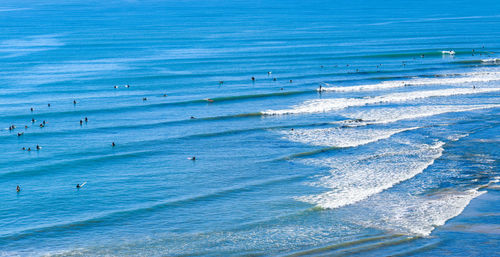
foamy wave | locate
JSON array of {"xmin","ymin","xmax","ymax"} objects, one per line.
[
  {"xmin": 264, "ymin": 88, "xmax": 500, "ymax": 115},
  {"xmin": 481, "ymin": 58, "xmax": 500, "ymax": 63},
  {"xmin": 339, "ymin": 104, "xmax": 500, "ymax": 125},
  {"xmin": 318, "ymin": 71, "xmax": 500, "ymax": 92},
  {"xmin": 281, "ymin": 127, "xmax": 418, "ymax": 148},
  {"xmin": 358, "ymin": 188, "xmax": 485, "ymax": 236},
  {"xmin": 297, "ymin": 142, "xmax": 444, "ymax": 209}
]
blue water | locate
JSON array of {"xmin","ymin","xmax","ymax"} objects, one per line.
[{"xmin": 0, "ymin": 0, "xmax": 499, "ymax": 256}]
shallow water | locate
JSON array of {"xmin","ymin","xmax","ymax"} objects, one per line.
[{"xmin": 0, "ymin": 0, "xmax": 499, "ymax": 256}]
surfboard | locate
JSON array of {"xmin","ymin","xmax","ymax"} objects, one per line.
[{"xmin": 80, "ymin": 182, "xmax": 87, "ymax": 187}]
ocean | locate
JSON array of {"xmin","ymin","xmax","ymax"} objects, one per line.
[{"xmin": 0, "ymin": 0, "xmax": 499, "ymax": 256}]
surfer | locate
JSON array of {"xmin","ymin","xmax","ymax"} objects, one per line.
[
  {"xmin": 36, "ymin": 145, "xmax": 41, "ymax": 150},
  {"xmin": 219, "ymin": 81, "xmax": 224, "ymax": 85},
  {"xmin": 76, "ymin": 184, "xmax": 81, "ymax": 189},
  {"xmin": 125, "ymin": 84, "xmax": 130, "ymax": 88},
  {"xmin": 22, "ymin": 147, "xmax": 26, "ymax": 150},
  {"xmin": 163, "ymin": 94, "xmax": 167, "ymax": 97},
  {"xmin": 112, "ymin": 142, "xmax": 116, "ymax": 147},
  {"xmin": 189, "ymin": 156, "xmax": 196, "ymax": 161},
  {"xmin": 142, "ymin": 97, "xmax": 147, "ymax": 101},
  {"xmin": 17, "ymin": 132, "xmax": 23, "ymax": 136},
  {"xmin": 17, "ymin": 185, "xmax": 20, "ymax": 192},
  {"xmin": 289, "ymin": 80, "xmax": 293, "ymax": 83},
  {"xmin": 30, "ymin": 107, "xmax": 33, "ymax": 112},
  {"xmin": 85, "ymin": 117, "xmax": 88, "ymax": 122},
  {"xmin": 251, "ymin": 76, "xmax": 255, "ymax": 82},
  {"xmin": 319, "ymin": 85, "xmax": 322, "ymax": 91},
  {"xmin": 190, "ymin": 116, "xmax": 196, "ymax": 119},
  {"xmin": 273, "ymin": 78, "xmax": 277, "ymax": 81},
  {"xmin": 80, "ymin": 120, "xmax": 83, "ymax": 125},
  {"xmin": 48, "ymin": 103, "xmax": 51, "ymax": 107},
  {"xmin": 73, "ymin": 100, "xmax": 77, "ymax": 105},
  {"xmin": 32, "ymin": 118, "xmax": 35, "ymax": 123}
]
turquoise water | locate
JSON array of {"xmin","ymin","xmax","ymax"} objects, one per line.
[{"xmin": 0, "ymin": 0, "xmax": 499, "ymax": 256}]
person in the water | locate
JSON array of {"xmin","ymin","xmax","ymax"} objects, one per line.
[
  {"xmin": 17, "ymin": 185, "xmax": 21, "ymax": 192},
  {"xmin": 112, "ymin": 142, "xmax": 116, "ymax": 147},
  {"xmin": 76, "ymin": 184, "xmax": 81, "ymax": 189}
]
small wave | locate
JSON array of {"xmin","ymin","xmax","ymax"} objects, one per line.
[
  {"xmin": 280, "ymin": 127, "xmax": 419, "ymax": 148},
  {"xmin": 264, "ymin": 87, "xmax": 500, "ymax": 115},
  {"xmin": 339, "ymin": 104, "xmax": 500, "ymax": 126},
  {"xmin": 318, "ymin": 71, "xmax": 500, "ymax": 92},
  {"xmin": 481, "ymin": 58, "xmax": 500, "ymax": 63}
]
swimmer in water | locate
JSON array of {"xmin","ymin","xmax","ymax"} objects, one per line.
[{"xmin": 17, "ymin": 185, "xmax": 21, "ymax": 192}]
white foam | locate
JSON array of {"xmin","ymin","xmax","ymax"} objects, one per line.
[
  {"xmin": 297, "ymin": 142, "xmax": 445, "ymax": 209},
  {"xmin": 318, "ymin": 71, "xmax": 500, "ymax": 92},
  {"xmin": 339, "ymin": 104, "xmax": 500, "ymax": 125},
  {"xmin": 282, "ymin": 127, "xmax": 418, "ymax": 148},
  {"xmin": 264, "ymin": 87, "xmax": 500, "ymax": 115},
  {"xmin": 481, "ymin": 58, "xmax": 500, "ymax": 63},
  {"xmin": 357, "ymin": 188, "xmax": 485, "ymax": 236}
]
